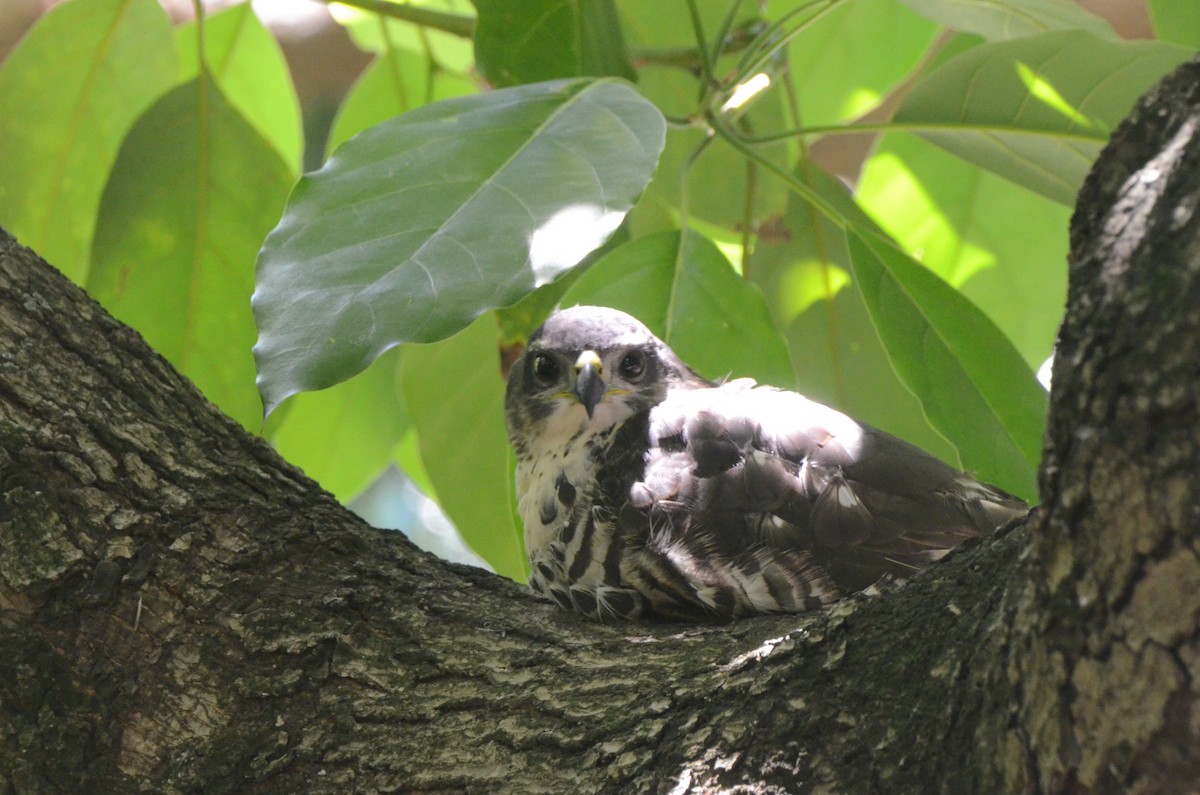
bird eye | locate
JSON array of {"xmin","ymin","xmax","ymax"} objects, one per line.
[
  {"xmin": 618, "ymin": 350, "xmax": 646, "ymax": 381},
  {"xmin": 531, "ymin": 353, "xmax": 560, "ymax": 385}
]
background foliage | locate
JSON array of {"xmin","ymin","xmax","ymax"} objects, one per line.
[{"xmin": 0, "ymin": 0, "xmax": 1193, "ymax": 580}]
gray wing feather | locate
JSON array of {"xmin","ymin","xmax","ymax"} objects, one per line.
[{"xmin": 637, "ymin": 380, "xmax": 1027, "ymax": 595}]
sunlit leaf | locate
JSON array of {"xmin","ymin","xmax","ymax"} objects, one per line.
[
  {"xmin": 472, "ymin": 0, "xmax": 634, "ymax": 86},
  {"xmin": 177, "ymin": 3, "xmax": 303, "ymax": 174},
  {"xmin": 399, "ymin": 315, "xmax": 527, "ymax": 580},
  {"xmin": 89, "ymin": 77, "xmax": 293, "ymax": 430},
  {"xmin": 561, "ymin": 230, "xmax": 794, "ymax": 387},
  {"xmin": 846, "ymin": 230, "xmax": 1044, "ymax": 499},
  {"xmin": 332, "ymin": 0, "xmax": 477, "ymax": 73},
  {"xmin": 254, "ymin": 78, "xmax": 665, "ymax": 415},
  {"xmin": 857, "ymin": 133, "xmax": 1068, "ymax": 366},
  {"xmin": 750, "ymin": 163, "xmax": 957, "ymax": 461},
  {"xmin": 0, "ymin": 0, "xmax": 177, "ymax": 282},
  {"xmin": 896, "ymin": 31, "xmax": 1193, "ymax": 204},
  {"xmin": 895, "ymin": 0, "xmax": 1114, "ymax": 41},
  {"xmin": 782, "ymin": 0, "xmax": 939, "ymax": 126}
]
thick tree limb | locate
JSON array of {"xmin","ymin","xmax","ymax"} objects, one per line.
[{"xmin": 1, "ymin": 58, "xmax": 1198, "ymax": 794}]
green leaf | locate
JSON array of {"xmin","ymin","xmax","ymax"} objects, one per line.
[
  {"xmin": 267, "ymin": 348, "xmax": 408, "ymax": 502},
  {"xmin": 394, "ymin": 427, "xmax": 439, "ymax": 502},
  {"xmin": 895, "ymin": 0, "xmax": 1115, "ymax": 41},
  {"xmin": 88, "ymin": 77, "xmax": 294, "ymax": 430},
  {"xmin": 0, "ymin": 0, "xmax": 177, "ymax": 282},
  {"xmin": 177, "ymin": 3, "xmax": 303, "ymax": 175},
  {"xmin": 617, "ymin": 0, "xmax": 756, "ymax": 50},
  {"xmin": 561, "ymin": 230, "xmax": 794, "ymax": 388},
  {"xmin": 782, "ymin": 0, "xmax": 940, "ymax": 126},
  {"xmin": 327, "ymin": 47, "xmax": 477, "ymax": 155},
  {"xmin": 1148, "ymin": 0, "xmax": 1200, "ymax": 48},
  {"xmin": 750, "ymin": 162, "xmax": 957, "ymax": 462},
  {"xmin": 332, "ymin": 0, "xmax": 477, "ymax": 73},
  {"xmin": 895, "ymin": 31, "xmax": 1193, "ymax": 205},
  {"xmin": 399, "ymin": 315, "xmax": 527, "ymax": 580},
  {"xmin": 846, "ymin": 230, "xmax": 1044, "ymax": 500},
  {"xmin": 254, "ymin": 78, "xmax": 665, "ymax": 415},
  {"xmin": 857, "ymin": 133, "xmax": 1068, "ymax": 366},
  {"xmin": 472, "ymin": 0, "xmax": 634, "ymax": 86}
]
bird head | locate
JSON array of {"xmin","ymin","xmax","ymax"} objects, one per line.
[{"xmin": 504, "ymin": 306, "xmax": 700, "ymax": 456}]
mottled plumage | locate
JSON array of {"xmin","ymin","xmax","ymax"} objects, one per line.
[{"xmin": 505, "ymin": 306, "xmax": 1027, "ymax": 621}]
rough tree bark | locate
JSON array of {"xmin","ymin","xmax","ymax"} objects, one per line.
[{"xmin": 1, "ymin": 58, "xmax": 1198, "ymax": 795}]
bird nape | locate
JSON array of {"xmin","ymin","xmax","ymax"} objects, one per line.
[{"xmin": 504, "ymin": 305, "xmax": 1028, "ymax": 622}]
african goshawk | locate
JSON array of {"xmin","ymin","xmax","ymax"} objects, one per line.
[{"xmin": 505, "ymin": 305, "xmax": 1027, "ymax": 621}]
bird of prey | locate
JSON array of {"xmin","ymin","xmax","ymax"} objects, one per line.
[{"xmin": 505, "ymin": 305, "xmax": 1028, "ymax": 621}]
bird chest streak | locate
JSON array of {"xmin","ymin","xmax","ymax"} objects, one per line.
[{"xmin": 515, "ymin": 428, "xmax": 625, "ymax": 600}]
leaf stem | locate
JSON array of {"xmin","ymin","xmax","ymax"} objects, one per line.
[
  {"xmin": 684, "ymin": 0, "xmax": 717, "ymax": 90},
  {"xmin": 732, "ymin": 0, "xmax": 837, "ymax": 85},
  {"xmin": 322, "ymin": 0, "xmax": 476, "ymax": 38},
  {"xmin": 709, "ymin": 112, "xmax": 847, "ymax": 230}
]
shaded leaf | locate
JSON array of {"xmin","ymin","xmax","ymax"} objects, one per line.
[
  {"xmin": 0, "ymin": 0, "xmax": 177, "ymax": 282},
  {"xmin": 846, "ymin": 230, "xmax": 1044, "ymax": 500},
  {"xmin": 896, "ymin": 0, "xmax": 1114, "ymax": 41},
  {"xmin": 89, "ymin": 77, "xmax": 293, "ymax": 430},
  {"xmin": 254, "ymin": 78, "xmax": 665, "ymax": 415},
  {"xmin": 399, "ymin": 315, "xmax": 527, "ymax": 581},
  {"xmin": 896, "ymin": 31, "xmax": 1193, "ymax": 204},
  {"xmin": 561, "ymin": 230, "xmax": 794, "ymax": 387},
  {"xmin": 472, "ymin": 0, "xmax": 634, "ymax": 86}
]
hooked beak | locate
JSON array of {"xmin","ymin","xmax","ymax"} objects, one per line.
[{"xmin": 573, "ymin": 350, "xmax": 606, "ymax": 419}]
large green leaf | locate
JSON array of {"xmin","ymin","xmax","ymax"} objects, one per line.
[
  {"xmin": 857, "ymin": 133, "xmax": 1068, "ymax": 366},
  {"xmin": 782, "ymin": 0, "xmax": 939, "ymax": 127},
  {"xmin": 327, "ymin": 47, "xmax": 477, "ymax": 155},
  {"xmin": 472, "ymin": 0, "xmax": 634, "ymax": 86},
  {"xmin": 895, "ymin": 31, "xmax": 1193, "ymax": 205},
  {"xmin": 561, "ymin": 230, "xmax": 794, "ymax": 388},
  {"xmin": 0, "ymin": 0, "xmax": 177, "ymax": 282},
  {"xmin": 88, "ymin": 77, "xmax": 293, "ymax": 430},
  {"xmin": 267, "ymin": 348, "xmax": 408, "ymax": 503},
  {"xmin": 177, "ymin": 4, "xmax": 303, "ymax": 175},
  {"xmin": 846, "ymin": 230, "xmax": 1044, "ymax": 500},
  {"xmin": 895, "ymin": 0, "xmax": 1114, "ymax": 41},
  {"xmin": 399, "ymin": 315, "xmax": 526, "ymax": 581},
  {"xmin": 750, "ymin": 162, "xmax": 957, "ymax": 462},
  {"xmin": 1148, "ymin": 0, "xmax": 1200, "ymax": 48},
  {"xmin": 254, "ymin": 78, "xmax": 665, "ymax": 415}
]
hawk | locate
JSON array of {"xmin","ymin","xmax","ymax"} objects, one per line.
[{"xmin": 505, "ymin": 305, "xmax": 1027, "ymax": 621}]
